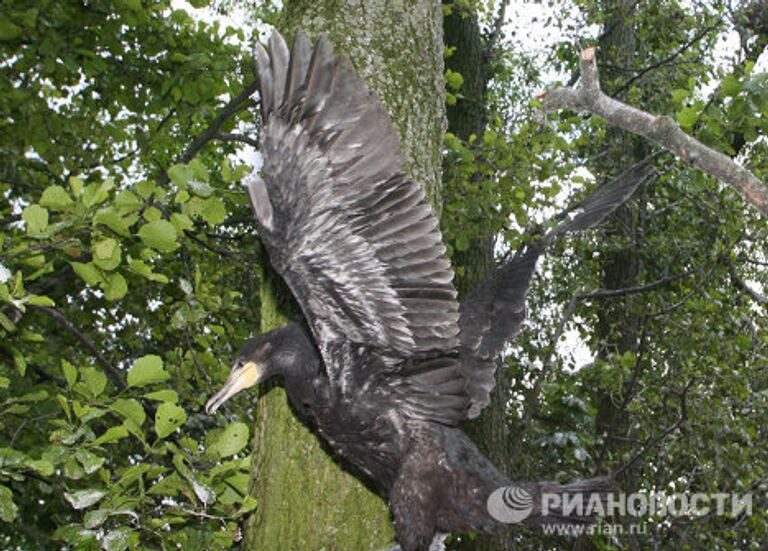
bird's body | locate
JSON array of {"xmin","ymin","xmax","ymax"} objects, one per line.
[
  {"xmin": 262, "ymin": 325, "xmax": 511, "ymax": 546},
  {"xmin": 205, "ymin": 29, "xmax": 651, "ymax": 551}
]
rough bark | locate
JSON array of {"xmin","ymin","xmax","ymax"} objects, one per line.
[
  {"xmin": 441, "ymin": 4, "xmax": 513, "ymax": 551},
  {"xmin": 591, "ymin": 0, "xmax": 641, "ymax": 465},
  {"xmin": 244, "ymin": 2, "xmax": 445, "ymax": 550}
]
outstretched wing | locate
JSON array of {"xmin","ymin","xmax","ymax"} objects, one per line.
[
  {"xmin": 459, "ymin": 160, "xmax": 655, "ymax": 417},
  {"xmin": 250, "ymin": 31, "xmax": 460, "ymax": 365}
]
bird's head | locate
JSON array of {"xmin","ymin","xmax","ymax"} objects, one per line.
[
  {"xmin": 205, "ymin": 334, "xmax": 276, "ymax": 415},
  {"xmin": 204, "ymin": 323, "xmax": 319, "ymax": 415}
]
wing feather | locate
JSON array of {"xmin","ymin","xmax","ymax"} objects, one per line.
[
  {"xmin": 252, "ymin": 30, "xmax": 460, "ymax": 366},
  {"xmin": 459, "ymin": 160, "xmax": 654, "ymax": 418}
]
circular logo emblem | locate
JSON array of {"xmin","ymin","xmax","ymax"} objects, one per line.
[{"xmin": 487, "ymin": 485, "xmax": 534, "ymax": 523}]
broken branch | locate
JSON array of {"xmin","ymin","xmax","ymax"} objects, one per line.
[{"xmin": 540, "ymin": 47, "xmax": 768, "ymax": 217}]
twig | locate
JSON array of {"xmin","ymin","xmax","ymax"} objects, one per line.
[
  {"xmin": 611, "ymin": 378, "xmax": 693, "ymax": 478},
  {"xmin": 183, "ymin": 230, "xmax": 252, "ymax": 258},
  {"xmin": 215, "ymin": 132, "xmax": 260, "ymax": 148},
  {"xmin": 484, "ymin": 0, "xmax": 511, "ymax": 59},
  {"xmin": 576, "ymin": 268, "xmax": 699, "ymax": 300},
  {"xmin": 612, "ymin": 22, "xmax": 722, "ymax": 96},
  {"xmin": 158, "ymin": 77, "xmax": 260, "ymax": 186},
  {"xmin": 539, "ymin": 47, "xmax": 768, "ymax": 217},
  {"xmin": 10, "ymin": 412, "xmax": 57, "ymax": 447},
  {"xmin": 29, "ymin": 305, "xmax": 126, "ymax": 391}
]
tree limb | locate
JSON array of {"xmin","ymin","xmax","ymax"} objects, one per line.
[
  {"xmin": 215, "ymin": 132, "xmax": 260, "ymax": 148},
  {"xmin": 158, "ymin": 77, "xmax": 260, "ymax": 186},
  {"xmin": 29, "ymin": 305, "xmax": 126, "ymax": 391},
  {"xmin": 612, "ymin": 21, "xmax": 721, "ymax": 96},
  {"xmin": 484, "ymin": 0, "xmax": 510, "ymax": 59},
  {"xmin": 539, "ymin": 47, "xmax": 768, "ymax": 217},
  {"xmin": 576, "ymin": 267, "xmax": 699, "ymax": 300}
]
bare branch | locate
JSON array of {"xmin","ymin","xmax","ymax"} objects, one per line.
[
  {"xmin": 539, "ymin": 47, "xmax": 768, "ymax": 217},
  {"xmin": 576, "ymin": 267, "xmax": 699, "ymax": 300},
  {"xmin": 29, "ymin": 305, "xmax": 126, "ymax": 391}
]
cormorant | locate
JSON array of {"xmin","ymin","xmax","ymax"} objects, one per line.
[{"xmin": 205, "ymin": 30, "xmax": 651, "ymax": 551}]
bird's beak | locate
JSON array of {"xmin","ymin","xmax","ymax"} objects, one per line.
[{"xmin": 205, "ymin": 361, "xmax": 264, "ymax": 414}]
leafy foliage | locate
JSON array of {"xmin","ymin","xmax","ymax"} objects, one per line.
[{"xmin": 0, "ymin": 0, "xmax": 265, "ymax": 548}]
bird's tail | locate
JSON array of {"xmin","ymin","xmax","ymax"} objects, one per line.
[
  {"xmin": 487, "ymin": 476, "xmax": 618, "ymax": 529},
  {"xmin": 525, "ymin": 477, "xmax": 618, "ymax": 527}
]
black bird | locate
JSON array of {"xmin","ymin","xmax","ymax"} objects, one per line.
[{"xmin": 206, "ymin": 30, "xmax": 651, "ymax": 551}]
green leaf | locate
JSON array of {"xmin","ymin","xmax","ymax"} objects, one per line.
[
  {"xmin": 75, "ymin": 449, "xmax": 105, "ymax": 474},
  {"xmin": 23, "ymin": 204, "xmax": 49, "ymax": 236},
  {"xmin": 103, "ymin": 527, "xmax": 134, "ymax": 551},
  {"xmin": 80, "ymin": 367, "xmax": 107, "ymax": 398},
  {"xmin": 208, "ymin": 422, "xmax": 249, "ymax": 458},
  {"xmin": 127, "ymin": 355, "xmax": 169, "ymax": 387},
  {"xmin": 168, "ymin": 163, "xmax": 195, "ymax": 188},
  {"xmin": 39, "ymin": 185, "xmax": 74, "ymax": 210},
  {"xmin": 82, "ymin": 179, "xmax": 114, "ymax": 208},
  {"xmin": 721, "ymin": 74, "xmax": 742, "ymax": 97},
  {"xmin": 25, "ymin": 459, "xmax": 54, "ymax": 477},
  {"xmin": 143, "ymin": 389, "xmax": 179, "ymax": 403},
  {"xmin": 68, "ymin": 176, "xmax": 84, "ymax": 196},
  {"xmin": 0, "ymin": 20, "xmax": 21, "ymax": 41},
  {"xmin": 188, "ymin": 180, "xmax": 215, "ymax": 197},
  {"xmin": 64, "ymin": 489, "xmax": 107, "ymax": 510},
  {"xmin": 445, "ymin": 68, "xmax": 464, "ymax": 91},
  {"xmin": 93, "ymin": 425, "xmax": 129, "ymax": 446},
  {"xmin": 186, "ymin": 196, "xmax": 227, "ymax": 225},
  {"xmin": 92, "ymin": 238, "xmax": 121, "ymax": 270},
  {"xmin": 138, "ymin": 220, "xmax": 179, "ymax": 252},
  {"xmin": 102, "ymin": 272, "xmax": 127, "ymax": 301},
  {"xmin": 114, "ymin": 189, "xmax": 142, "ymax": 211},
  {"xmin": 155, "ymin": 402, "xmax": 187, "ymax": 438},
  {"xmin": 110, "ymin": 398, "xmax": 146, "ymax": 426},
  {"xmin": 62, "ymin": 360, "xmax": 78, "ymax": 388},
  {"xmin": 171, "ymin": 212, "xmax": 194, "ymax": 233},
  {"xmin": 147, "ymin": 472, "xmax": 185, "ymax": 496},
  {"xmin": 677, "ymin": 107, "xmax": 698, "ymax": 129},
  {"xmin": 93, "ymin": 210, "xmax": 135, "ymax": 237},
  {"xmin": 70, "ymin": 261, "xmax": 103, "ymax": 286},
  {"xmin": 0, "ymin": 485, "xmax": 18, "ymax": 522},
  {"xmin": 26, "ymin": 294, "xmax": 55, "ymax": 306}
]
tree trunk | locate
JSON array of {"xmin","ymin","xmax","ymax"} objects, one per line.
[
  {"xmin": 244, "ymin": 3, "xmax": 446, "ymax": 549},
  {"xmin": 441, "ymin": 4, "xmax": 513, "ymax": 551}
]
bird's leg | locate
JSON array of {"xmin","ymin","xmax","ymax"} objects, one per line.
[{"xmin": 390, "ymin": 467, "xmax": 439, "ymax": 551}]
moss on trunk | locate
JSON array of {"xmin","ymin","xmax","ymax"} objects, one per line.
[{"xmin": 244, "ymin": 2, "xmax": 445, "ymax": 549}]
